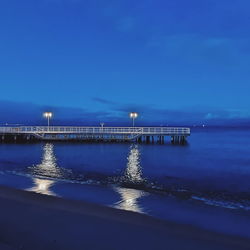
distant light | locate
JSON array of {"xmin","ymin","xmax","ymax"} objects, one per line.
[
  {"xmin": 130, "ymin": 112, "xmax": 138, "ymax": 119},
  {"xmin": 43, "ymin": 112, "xmax": 53, "ymax": 118}
]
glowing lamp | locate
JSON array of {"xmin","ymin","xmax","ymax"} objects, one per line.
[{"xmin": 129, "ymin": 112, "xmax": 138, "ymax": 127}]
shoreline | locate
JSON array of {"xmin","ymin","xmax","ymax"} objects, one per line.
[{"xmin": 0, "ymin": 185, "xmax": 250, "ymax": 249}]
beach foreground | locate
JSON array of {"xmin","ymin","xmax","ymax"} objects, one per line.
[{"xmin": 0, "ymin": 186, "xmax": 249, "ymax": 250}]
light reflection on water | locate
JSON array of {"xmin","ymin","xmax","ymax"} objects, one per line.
[
  {"xmin": 28, "ymin": 178, "xmax": 56, "ymax": 196},
  {"xmin": 26, "ymin": 143, "xmax": 147, "ymax": 212},
  {"xmin": 123, "ymin": 144, "xmax": 143, "ymax": 183},
  {"xmin": 114, "ymin": 187, "xmax": 148, "ymax": 213},
  {"xmin": 27, "ymin": 144, "xmax": 59, "ymax": 196},
  {"xmin": 114, "ymin": 144, "xmax": 148, "ymax": 213},
  {"xmin": 29, "ymin": 143, "xmax": 63, "ymax": 178}
]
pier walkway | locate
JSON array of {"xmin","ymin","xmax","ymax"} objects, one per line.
[{"xmin": 0, "ymin": 126, "xmax": 190, "ymax": 144}]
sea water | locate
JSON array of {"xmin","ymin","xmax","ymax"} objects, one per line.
[{"xmin": 1, "ymin": 127, "xmax": 250, "ymax": 238}]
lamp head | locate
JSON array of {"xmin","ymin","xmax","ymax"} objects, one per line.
[
  {"xmin": 130, "ymin": 112, "xmax": 138, "ymax": 119},
  {"xmin": 43, "ymin": 112, "xmax": 53, "ymax": 118}
]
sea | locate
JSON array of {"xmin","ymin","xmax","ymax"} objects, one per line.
[{"xmin": 1, "ymin": 127, "xmax": 250, "ymax": 238}]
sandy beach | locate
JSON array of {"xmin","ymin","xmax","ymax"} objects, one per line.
[{"xmin": 0, "ymin": 185, "xmax": 249, "ymax": 250}]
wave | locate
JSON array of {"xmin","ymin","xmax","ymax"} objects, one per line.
[{"xmin": 1, "ymin": 168, "xmax": 250, "ymax": 212}]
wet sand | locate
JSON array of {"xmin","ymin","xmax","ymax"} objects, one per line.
[{"xmin": 0, "ymin": 185, "xmax": 250, "ymax": 250}]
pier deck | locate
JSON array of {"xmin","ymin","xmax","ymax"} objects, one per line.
[{"xmin": 0, "ymin": 126, "xmax": 190, "ymax": 144}]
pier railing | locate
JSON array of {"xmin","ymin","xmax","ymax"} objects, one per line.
[{"xmin": 0, "ymin": 126, "xmax": 190, "ymax": 136}]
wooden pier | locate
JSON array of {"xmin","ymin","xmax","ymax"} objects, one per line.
[{"xmin": 0, "ymin": 126, "xmax": 190, "ymax": 144}]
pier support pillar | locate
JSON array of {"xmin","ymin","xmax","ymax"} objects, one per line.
[
  {"xmin": 180, "ymin": 136, "xmax": 186, "ymax": 145},
  {"xmin": 172, "ymin": 136, "xmax": 180, "ymax": 145},
  {"xmin": 157, "ymin": 136, "xmax": 163, "ymax": 144},
  {"xmin": 171, "ymin": 136, "xmax": 174, "ymax": 144}
]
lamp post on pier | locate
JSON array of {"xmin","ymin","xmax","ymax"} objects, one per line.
[
  {"xmin": 43, "ymin": 112, "xmax": 53, "ymax": 129},
  {"xmin": 129, "ymin": 112, "xmax": 138, "ymax": 127},
  {"xmin": 100, "ymin": 123, "xmax": 104, "ymax": 132}
]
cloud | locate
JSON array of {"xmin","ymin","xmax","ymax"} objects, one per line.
[
  {"xmin": 205, "ymin": 109, "xmax": 250, "ymax": 120},
  {"xmin": 146, "ymin": 34, "xmax": 249, "ymax": 63},
  {"xmin": 1, "ymin": 100, "xmax": 250, "ymax": 126},
  {"xmin": 155, "ymin": 34, "xmax": 197, "ymax": 50},
  {"xmin": 111, "ymin": 103, "xmax": 205, "ymax": 125},
  {"xmin": 92, "ymin": 97, "xmax": 116, "ymax": 105},
  {"xmin": 0, "ymin": 100, "xmax": 112, "ymax": 126},
  {"xmin": 227, "ymin": 109, "xmax": 250, "ymax": 119},
  {"xmin": 204, "ymin": 38, "xmax": 230, "ymax": 47},
  {"xmin": 205, "ymin": 113, "xmax": 219, "ymax": 120},
  {"xmin": 112, "ymin": 103, "xmax": 250, "ymax": 125}
]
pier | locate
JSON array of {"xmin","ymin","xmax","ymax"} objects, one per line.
[{"xmin": 0, "ymin": 126, "xmax": 190, "ymax": 144}]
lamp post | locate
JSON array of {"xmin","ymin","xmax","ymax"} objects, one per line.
[
  {"xmin": 129, "ymin": 112, "xmax": 138, "ymax": 127},
  {"xmin": 43, "ymin": 112, "xmax": 53, "ymax": 129},
  {"xmin": 100, "ymin": 123, "xmax": 104, "ymax": 132}
]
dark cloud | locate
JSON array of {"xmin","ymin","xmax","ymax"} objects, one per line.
[
  {"xmin": 0, "ymin": 100, "xmax": 112, "ymax": 126},
  {"xmin": 0, "ymin": 100, "xmax": 250, "ymax": 127},
  {"xmin": 111, "ymin": 103, "xmax": 250, "ymax": 126},
  {"xmin": 92, "ymin": 97, "xmax": 117, "ymax": 105}
]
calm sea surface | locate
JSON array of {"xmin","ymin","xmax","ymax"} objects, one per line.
[{"xmin": 1, "ymin": 127, "xmax": 250, "ymax": 237}]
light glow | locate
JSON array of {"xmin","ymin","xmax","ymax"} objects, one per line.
[
  {"xmin": 43, "ymin": 112, "xmax": 53, "ymax": 118},
  {"xmin": 129, "ymin": 112, "xmax": 138, "ymax": 119}
]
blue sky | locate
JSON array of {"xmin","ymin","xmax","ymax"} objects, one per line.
[{"xmin": 0, "ymin": 0, "xmax": 250, "ymax": 125}]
